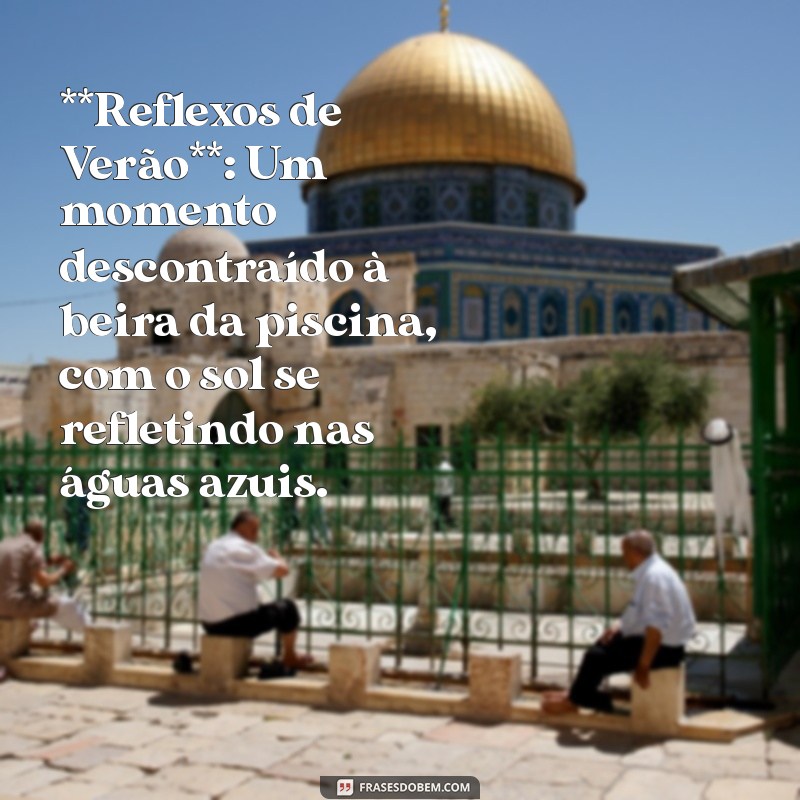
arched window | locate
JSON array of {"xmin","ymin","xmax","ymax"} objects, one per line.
[
  {"xmin": 613, "ymin": 294, "xmax": 640, "ymax": 335},
  {"xmin": 501, "ymin": 289, "xmax": 526, "ymax": 339},
  {"xmin": 650, "ymin": 297, "xmax": 674, "ymax": 333},
  {"xmin": 461, "ymin": 285, "xmax": 487, "ymax": 340},
  {"xmin": 538, "ymin": 290, "xmax": 566, "ymax": 337},
  {"xmin": 577, "ymin": 293, "xmax": 603, "ymax": 335},
  {"xmin": 328, "ymin": 290, "xmax": 373, "ymax": 347}
]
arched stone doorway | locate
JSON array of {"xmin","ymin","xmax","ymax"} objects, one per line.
[{"xmin": 208, "ymin": 391, "xmax": 253, "ymax": 442}]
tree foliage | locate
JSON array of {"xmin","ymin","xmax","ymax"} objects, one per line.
[
  {"xmin": 464, "ymin": 379, "xmax": 569, "ymax": 442},
  {"xmin": 568, "ymin": 352, "xmax": 711, "ymax": 440},
  {"xmin": 464, "ymin": 351, "xmax": 712, "ymax": 443}
]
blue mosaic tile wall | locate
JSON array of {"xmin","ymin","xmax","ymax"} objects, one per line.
[
  {"xmin": 249, "ymin": 222, "xmax": 721, "ymax": 342},
  {"xmin": 416, "ymin": 275, "xmax": 688, "ymax": 341},
  {"xmin": 306, "ymin": 165, "xmax": 576, "ymax": 233}
]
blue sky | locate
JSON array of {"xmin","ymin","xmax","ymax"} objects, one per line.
[{"xmin": 1, "ymin": 0, "xmax": 798, "ymax": 363}]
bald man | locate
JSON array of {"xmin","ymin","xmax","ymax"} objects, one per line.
[
  {"xmin": 0, "ymin": 521, "xmax": 90, "ymax": 631},
  {"xmin": 543, "ymin": 530, "xmax": 696, "ymax": 715},
  {"xmin": 198, "ymin": 510, "xmax": 312, "ymax": 672}
]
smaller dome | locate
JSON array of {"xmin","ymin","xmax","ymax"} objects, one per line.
[{"xmin": 158, "ymin": 228, "xmax": 248, "ymax": 264}]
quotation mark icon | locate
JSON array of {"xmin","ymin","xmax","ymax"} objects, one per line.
[{"xmin": 337, "ymin": 778, "xmax": 354, "ymax": 797}]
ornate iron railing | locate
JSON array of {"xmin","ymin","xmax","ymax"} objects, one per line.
[{"xmin": 0, "ymin": 431, "xmax": 759, "ymax": 699}]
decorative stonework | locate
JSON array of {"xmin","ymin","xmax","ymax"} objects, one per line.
[{"xmin": 307, "ymin": 166, "xmax": 576, "ymax": 233}]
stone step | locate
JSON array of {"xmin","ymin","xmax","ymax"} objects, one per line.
[
  {"xmin": 364, "ymin": 685, "xmax": 468, "ymax": 716},
  {"xmin": 234, "ymin": 675, "xmax": 328, "ymax": 705},
  {"xmin": 10, "ymin": 654, "xmax": 85, "ymax": 683}
]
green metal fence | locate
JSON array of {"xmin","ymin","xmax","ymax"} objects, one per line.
[{"xmin": 0, "ymin": 431, "xmax": 759, "ymax": 700}]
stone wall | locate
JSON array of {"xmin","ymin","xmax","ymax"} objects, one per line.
[
  {"xmin": 313, "ymin": 340, "xmax": 558, "ymax": 446},
  {"xmin": 21, "ymin": 330, "xmax": 751, "ymax": 447},
  {"xmin": 0, "ymin": 364, "xmax": 29, "ymax": 440}
]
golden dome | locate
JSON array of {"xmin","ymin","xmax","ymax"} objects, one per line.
[{"xmin": 315, "ymin": 31, "xmax": 584, "ymax": 202}]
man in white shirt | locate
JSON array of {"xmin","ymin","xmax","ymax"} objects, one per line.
[
  {"xmin": 543, "ymin": 529, "xmax": 696, "ymax": 714},
  {"xmin": 198, "ymin": 510, "xmax": 312, "ymax": 671}
]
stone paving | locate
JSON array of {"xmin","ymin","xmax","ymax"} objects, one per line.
[{"xmin": 0, "ymin": 681, "xmax": 796, "ymax": 800}]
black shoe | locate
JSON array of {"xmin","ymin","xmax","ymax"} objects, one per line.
[
  {"xmin": 172, "ymin": 651, "xmax": 194, "ymax": 675},
  {"xmin": 258, "ymin": 660, "xmax": 296, "ymax": 680}
]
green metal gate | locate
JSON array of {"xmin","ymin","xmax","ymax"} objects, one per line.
[{"xmin": 750, "ymin": 273, "xmax": 800, "ymax": 684}]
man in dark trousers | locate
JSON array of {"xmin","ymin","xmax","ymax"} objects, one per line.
[
  {"xmin": 543, "ymin": 529, "xmax": 695, "ymax": 714},
  {"xmin": 198, "ymin": 510, "xmax": 312, "ymax": 674}
]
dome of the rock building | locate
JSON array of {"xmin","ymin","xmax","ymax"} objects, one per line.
[
  {"xmin": 315, "ymin": 31, "xmax": 584, "ymax": 201},
  {"xmin": 158, "ymin": 228, "xmax": 249, "ymax": 264}
]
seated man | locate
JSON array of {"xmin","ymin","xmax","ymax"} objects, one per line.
[
  {"xmin": 543, "ymin": 529, "xmax": 695, "ymax": 715},
  {"xmin": 198, "ymin": 510, "xmax": 312, "ymax": 672},
  {"xmin": 0, "ymin": 520, "xmax": 90, "ymax": 631}
]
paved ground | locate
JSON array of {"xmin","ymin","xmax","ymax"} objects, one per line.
[{"xmin": 0, "ymin": 681, "xmax": 797, "ymax": 800}]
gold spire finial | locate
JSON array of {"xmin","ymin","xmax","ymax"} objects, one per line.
[{"xmin": 440, "ymin": 0, "xmax": 450, "ymax": 32}]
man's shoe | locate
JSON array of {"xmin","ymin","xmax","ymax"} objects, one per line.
[
  {"xmin": 258, "ymin": 661, "xmax": 296, "ymax": 680},
  {"xmin": 172, "ymin": 651, "xmax": 194, "ymax": 675}
]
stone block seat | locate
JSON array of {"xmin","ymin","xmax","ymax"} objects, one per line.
[
  {"xmin": 466, "ymin": 650, "xmax": 521, "ymax": 722},
  {"xmin": 83, "ymin": 623, "xmax": 132, "ymax": 682},
  {"xmin": 0, "ymin": 618, "xmax": 32, "ymax": 665},
  {"xmin": 630, "ymin": 665, "xmax": 686, "ymax": 736},
  {"xmin": 200, "ymin": 634, "xmax": 254, "ymax": 692},
  {"xmin": 327, "ymin": 641, "xmax": 381, "ymax": 709}
]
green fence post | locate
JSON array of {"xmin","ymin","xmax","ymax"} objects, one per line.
[
  {"xmin": 496, "ymin": 429, "xmax": 507, "ymax": 652},
  {"xmin": 602, "ymin": 427, "xmax": 612, "ymax": 631},
  {"xmin": 565, "ymin": 424, "xmax": 576, "ymax": 678},
  {"xmin": 638, "ymin": 427, "xmax": 648, "ymax": 529},
  {"xmin": 459, "ymin": 425, "xmax": 473, "ymax": 674},
  {"xmin": 529, "ymin": 429, "xmax": 540, "ymax": 681},
  {"xmin": 394, "ymin": 428, "xmax": 405, "ymax": 667},
  {"xmin": 750, "ymin": 277, "xmax": 775, "ymax": 689}
]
